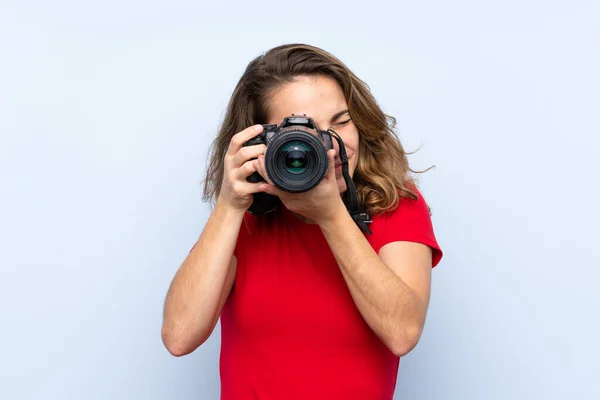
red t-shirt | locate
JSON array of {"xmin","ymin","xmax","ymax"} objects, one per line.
[{"xmin": 219, "ymin": 189, "xmax": 442, "ymax": 399}]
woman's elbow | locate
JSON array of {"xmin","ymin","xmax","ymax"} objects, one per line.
[
  {"xmin": 161, "ymin": 325, "xmax": 209, "ymax": 357},
  {"xmin": 389, "ymin": 325, "xmax": 423, "ymax": 357}
]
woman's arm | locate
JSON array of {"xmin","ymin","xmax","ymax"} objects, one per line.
[
  {"xmin": 161, "ymin": 200, "xmax": 245, "ymax": 356},
  {"xmin": 319, "ymin": 202, "xmax": 433, "ymax": 357}
]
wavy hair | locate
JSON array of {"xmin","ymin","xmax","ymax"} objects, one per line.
[{"xmin": 202, "ymin": 43, "xmax": 429, "ymax": 215}]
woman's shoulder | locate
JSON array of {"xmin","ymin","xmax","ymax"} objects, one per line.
[
  {"xmin": 370, "ymin": 186, "xmax": 430, "ymax": 223},
  {"xmin": 367, "ymin": 187, "xmax": 443, "ymax": 266}
]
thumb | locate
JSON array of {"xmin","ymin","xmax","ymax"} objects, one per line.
[{"xmin": 327, "ymin": 148, "xmax": 337, "ymax": 178}]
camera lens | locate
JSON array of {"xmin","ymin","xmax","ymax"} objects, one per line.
[
  {"xmin": 265, "ymin": 130, "xmax": 329, "ymax": 193},
  {"xmin": 281, "ymin": 141, "xmax": 310, "ymax": 175}
]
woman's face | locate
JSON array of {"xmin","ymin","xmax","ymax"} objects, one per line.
[{"xmin": 266, "ymin": 75, "xmax": 359, "ymax": 193}]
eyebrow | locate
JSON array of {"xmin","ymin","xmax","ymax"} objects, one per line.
[{"xmin": 330, "ymin": 110, "xmax": 350, "ymax": 123}]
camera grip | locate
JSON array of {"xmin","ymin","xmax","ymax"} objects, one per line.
[{"xmin": 247, "ymin": 192, "xmax": 278, "ymax": 215}]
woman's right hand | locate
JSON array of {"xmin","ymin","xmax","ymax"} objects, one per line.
[{"xmin": 217, "ymin": 124, "xmax": 267, "ymax": 213}]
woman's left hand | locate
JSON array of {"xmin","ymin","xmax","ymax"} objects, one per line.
[{"xmin": 254, "ymin": 148, "xmax": 346, "ymax": 225}]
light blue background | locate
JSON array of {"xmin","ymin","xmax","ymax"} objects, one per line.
[{"xmin": 1, "ymin": 1, "xmax": 599, "ymax": 399}]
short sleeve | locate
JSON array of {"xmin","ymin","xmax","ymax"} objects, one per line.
[{"xmin": 377, "ymin": 189, "xmax": 443, "ymax": 268}]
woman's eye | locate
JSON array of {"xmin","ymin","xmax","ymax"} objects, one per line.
[{"xmin": 333, "ymin": 119, "xmax": 351, "ymax": 127}]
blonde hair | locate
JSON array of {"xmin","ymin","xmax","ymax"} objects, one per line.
[{"xmin": 203, "ymin": 43, "xmax": 429, "ymax": 215}]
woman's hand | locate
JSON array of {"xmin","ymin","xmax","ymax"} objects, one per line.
[
  {"xmin": 255, "ymin": 148, "xmax": 346, "ymax": 225},
  {"xmin": 217, "ymin": 124, "xmax": 267, "ymax": 213}
]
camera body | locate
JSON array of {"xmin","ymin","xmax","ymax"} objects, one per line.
[{"xmin": 243, "ymin": 114, "xmax": 334, "ymax": 214}]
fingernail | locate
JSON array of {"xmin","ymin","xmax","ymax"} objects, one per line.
[{"xmin": 254, "ymin": 125, "xmax": 262, "ymax": 131}]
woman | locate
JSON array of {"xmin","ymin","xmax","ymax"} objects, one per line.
[{"xmin": 161, "ymin": 43, "xmax": 443, "ymax": 399}]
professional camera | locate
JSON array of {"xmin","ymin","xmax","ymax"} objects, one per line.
[
  {"xmin": 243, "ymin": 114, "xmax": 373, "ymax": 234},
  {"xmin": 243, "ymin": 114, "xmax": 332, "ymax": 214},
  {"xmin": 245, "ymin": 113, "xmax": 333, "ymax": 189}
]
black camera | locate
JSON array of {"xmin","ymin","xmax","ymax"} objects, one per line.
[
  {"xmin": 244, "ymin": 114, "xmax": 333, "ymax": 214},
  {"xmin": 242, "ymin": 114, "xmax": 373, "ymax": 234}
]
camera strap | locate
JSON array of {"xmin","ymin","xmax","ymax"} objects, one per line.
[{"xmin": 327, "ymin": 129, "xmax": 373, "ymax": 235}]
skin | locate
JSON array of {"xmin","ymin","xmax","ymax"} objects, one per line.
[{"xmin": 161, "ymin": 74, "xmax": 433, "ymax": 358}]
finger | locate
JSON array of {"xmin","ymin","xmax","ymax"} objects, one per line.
[
  {"xmin": 326, "ymin": 148, "xmax": 337, "ymax": 179},
  {"xmin": 226, "ymin": 124, "xmax": 264, "ymax": 157},
  {"xmin": 244, "ymin": 182, "xmax": 266, "ymax": 195},
  {"xmin": 231, "ymin": 143, "xmax": 267, "ymax": 168},
  {"xmin": 237, "ymin": 159, "xmax": 259, "ymax": 180},
  {"xmin": 256, "ymin": 156, "xmax": 285, "ymax": 196},
  {"xmin": 259, "ymin": 182, "xmax": 285, "ymax": 198},
  {"xmin": 256, "ymin": 155, "xmax": 273, "ymax": 184},
  {"xmin": 231, "ymin": 181, "xmax": 266, "ymax": 197}
]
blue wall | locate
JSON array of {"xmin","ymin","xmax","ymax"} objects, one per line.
[{"xmin": 1, "ymin": 1, "xmax": 599, "ymax": 399}]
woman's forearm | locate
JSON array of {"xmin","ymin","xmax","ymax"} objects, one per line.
[
  {"xmin": 319, "ymin": 203, "xmax": 427, "ymax": 357},
  {"xmin": 161, "ymin": 199, "xmax": 245, "ymax": 356}
]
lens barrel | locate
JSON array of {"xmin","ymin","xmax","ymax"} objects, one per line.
[{"xmin": 264, "ymin": 130, "xmax": 329, "ymax": 193}]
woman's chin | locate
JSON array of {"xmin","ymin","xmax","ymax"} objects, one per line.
[{"xmin": 336, "ymin": 176, "xmax": 348, "ymax": 193}]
